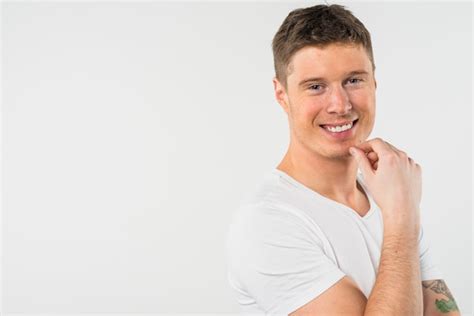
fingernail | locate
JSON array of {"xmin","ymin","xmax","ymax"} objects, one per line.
[{"xmin": 349, "ymin": 147, "xmax": 356, "ymax": 155}]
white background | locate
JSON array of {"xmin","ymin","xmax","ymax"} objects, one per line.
[{"xmin": 1, "ymin": 1, "xmax": 472, "ymax": 314}]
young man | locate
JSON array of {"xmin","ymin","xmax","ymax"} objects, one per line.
[{"xmin": 226, "ymin": 4, "xmax": 460, "ymax": 315}]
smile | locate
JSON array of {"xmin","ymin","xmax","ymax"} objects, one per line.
[{"xmin": 319, "ymin": 119, "xmax": 358, "ymax": 139}]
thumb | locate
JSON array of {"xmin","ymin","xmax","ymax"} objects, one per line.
[{"xmin": 349, "ymin": 146, "xmax": 374, "ymax": 178}]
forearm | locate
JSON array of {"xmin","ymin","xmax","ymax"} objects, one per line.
[{"xmin": 364, "ymin": 232, "xmax": 422, "ymax": 315}]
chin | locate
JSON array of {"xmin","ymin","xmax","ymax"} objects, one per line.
[
  {"xmin": 315, "ymin": 146, "xmax": 352, "ymax": 160},
  {"xmin": 328, "ymin": 151, "xmax": 353, "ymax": 160}
]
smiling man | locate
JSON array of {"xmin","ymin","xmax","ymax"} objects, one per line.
[{"xmin": 226, "ymin": 3, "xmax": 460, "ymax": 315}]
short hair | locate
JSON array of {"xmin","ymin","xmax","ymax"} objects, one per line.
[{"xmin": 272, "ymin": 4, "xmax": 375, "ymax": 90}]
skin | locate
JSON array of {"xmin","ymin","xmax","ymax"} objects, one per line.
[
  {"xmin": 423, "ymin": 280, "xmax": 460, "ymax": 314},
  {"xmin": 273, "ymin": 42, "xmax": 376, "ymax": 215},
  {"xmin": 275, "ymin": 42, "xmax": 461, "ymax": 315}
]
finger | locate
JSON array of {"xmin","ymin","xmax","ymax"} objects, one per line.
[
  {"xmin": 349, "ymin": 146, "xmax": 375, "ymax": 178},
  {"xmin": 383, "ymin": 140, "xmax": 398, "ymax": 151},
  {"xmin": 363, "ymin": 152, "xmax": 378, "ymax": 169},
  {"xmin": 353, "ymin": 137, "xmax": 392, "ymax": 156},
  {"xmin": 385, "ymin": 142, "xmax": 416, "ymax": 164},
  {"xmin": 384, "ymin": 140, "xmax": 407, "ymax": 157},
  {"xmin": 367, "ymin": 151, "xmax": 378, "ymax": 164}
]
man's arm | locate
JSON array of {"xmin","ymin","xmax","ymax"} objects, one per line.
[
  {"xmin": 363, "ymin": 231, "xmax": 423, "ymax": 315},
  {"xmin": 422, "ymin": 279, "xmax": 461, "ymax": 315},
  {"xmin": 290, "ymin": 228, "xmax": 423, "ymax": 315}
]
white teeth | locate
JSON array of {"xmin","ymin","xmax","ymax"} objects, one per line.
[{"xmin": 324, "ymin": 122, "xmax": 353, "ymax": 133}]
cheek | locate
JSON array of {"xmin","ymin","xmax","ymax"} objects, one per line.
[
  {"xmin": 305, "ymin": 105, "xmax": 324, "ymax": 127},
  {"xmin": 291, "ymin": 99, "xmax": 322, "ymax": 124},
  {"xmin": 300, "ymin": 97, "xmax": 324, "ymax": 115},
  {"xmin": 350, "ymin": 91, "xmax": 375, "ymax": 116},
  {"xmin": 349, "ymin": 89, "xmax": 372, "ymax": 104}
]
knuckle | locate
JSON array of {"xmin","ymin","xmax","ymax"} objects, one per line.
[
  {"xmin": 383, "ymin": 140, "xmax": 393, "ymax": 147},
  {"xmin": 385, "ymin": 152, "xmax": 398, "ymax": 162}
]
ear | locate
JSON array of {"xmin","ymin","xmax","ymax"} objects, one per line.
[{"xmin": 273, "ymin": 77, "xmax": 290, "ymax": 114}]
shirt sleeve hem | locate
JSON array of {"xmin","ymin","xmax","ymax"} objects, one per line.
[
  {"xmin": 271, "ymin": 270, "xmax": 346, "ymax": 315},
  {"xmin": 421, "ymin": 266, "xmax": 444, "ymax": 281}
]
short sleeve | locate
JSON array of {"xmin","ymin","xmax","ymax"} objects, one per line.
[
  {"xmin": 228, "ymin": 203, "xmax": 346, "ymax": 315},
  {"xmin": 418, "ymin": 223, "xmax": 444, "ymax": 281}
]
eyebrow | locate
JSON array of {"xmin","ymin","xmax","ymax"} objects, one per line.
[{"xmin": 298, "ymin": 70, "xmax": 369, "ymax": 87}]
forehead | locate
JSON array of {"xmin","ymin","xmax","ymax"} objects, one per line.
[{"xmin": 288, "ymin": 43, "xmax": 372, "ymax": 81}]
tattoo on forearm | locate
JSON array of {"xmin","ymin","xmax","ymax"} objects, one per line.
[{"xmin": 422, "ymin": 280, "xmax": 459, "ymax": 313}]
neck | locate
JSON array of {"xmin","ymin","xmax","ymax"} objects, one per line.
[{"xmin": 277, "ymin": 138, "xmax": 361, "ymax": 204}]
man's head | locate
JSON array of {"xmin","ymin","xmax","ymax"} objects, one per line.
[
  {"xmin": 272, "ymin": 4, "xmax": 377, "ymax": 160},
  {"xmin": 272, "ymin": 4, "xmax": 375, "ymax": 91}
]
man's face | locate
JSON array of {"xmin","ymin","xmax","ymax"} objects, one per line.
[{"xmin": 274, "ymin": 43, "xmax": 376, "ymax": 160}]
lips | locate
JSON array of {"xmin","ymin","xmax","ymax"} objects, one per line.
[
  {"xmin": 318, "ymin": 119, "xmax": 359, "ymax": 140},
  {"xmin": 320, "ymin": 119, "xmax": 358, "ymax": 128}
]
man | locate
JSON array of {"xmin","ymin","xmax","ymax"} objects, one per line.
[{"xmin": 226, "ymin": 4, "xmax": 460, "ymax": 315}]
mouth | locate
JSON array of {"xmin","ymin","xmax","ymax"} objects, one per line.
[{"xmin": 319, "ymin": 119, "xmax": 359, "ymax": 139}]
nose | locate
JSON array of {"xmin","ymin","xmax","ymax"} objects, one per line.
[{"xmin": 326, "ymin": 85, "xmax": 352, "ymax": 114}]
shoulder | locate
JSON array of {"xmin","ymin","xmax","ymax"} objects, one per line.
[
  {"xmin": 229, "ymin": 200, "xmax": 318, "ymax": 240},
  {"xmin": 227, "ymin": 200, "xmax": 328, "ymax": 268},
  {"xmin": 240, "ymin": 169, "xmax": 303, "ymax": 210}
]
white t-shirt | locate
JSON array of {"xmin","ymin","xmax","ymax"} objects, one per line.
[{"xmin": 226, "ymin": 168, "xmax": 443, "ymax": 315}]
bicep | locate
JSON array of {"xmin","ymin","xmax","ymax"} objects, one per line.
[
  {"xmin": 289, "ymin": 276, "xmax": 366, "ymax": 315},
  {"xmin": 422, "ymin": 279, "xmax": 461, "ymax": 315}
]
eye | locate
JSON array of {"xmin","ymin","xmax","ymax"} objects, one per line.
[
  {"xmin": 347, "ymin": 78, "xmax": 363, "ymax": 84},
  {"xmin": 308, "ymin": 84, "xmax": 323, "ymax": 91}
]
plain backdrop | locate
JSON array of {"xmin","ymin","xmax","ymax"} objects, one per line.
[{"xmin": 1, "ymin": 1, "xmax": 472, "ymax": 314}]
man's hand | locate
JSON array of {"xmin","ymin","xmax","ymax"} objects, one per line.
[{"xmin": 349, "ymin": 137, "xmax": 421, "ymax": 236}]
